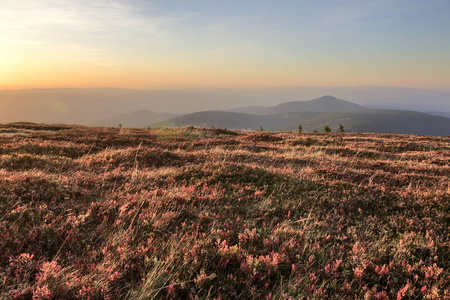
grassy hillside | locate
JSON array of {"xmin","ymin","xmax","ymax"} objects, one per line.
[{"xmin": 0, "ymin": 123, "xmax": 449, "ymax": 299}]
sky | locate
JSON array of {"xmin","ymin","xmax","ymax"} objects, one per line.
[{"xmin": 1, "ymin": 0, "xmax": 449, "ymax": 90}]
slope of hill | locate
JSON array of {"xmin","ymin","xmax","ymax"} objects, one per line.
[
  {"xmin": 91, "ymin": 109, "xmax": 178, "ymax": 128},
  {"xmin": 154, "ymin": 109, "xmax": 450, "ymax": 136},
  {"xmin": 154, "ymin": 111, "xmax": 295, "ymax": 130},
  {"xmin": 229, "ymin": 95, "xmax": 366, "ymax": 115},
  {"xmin": 0, "ymin": 124, "xmax": 449, "ymax": 299},
  {"xmin": 280, "ymin": 110, "xmax": 450, "ymax": 136},
  {"xmin": 426, "ymin": 111, "xmax": 450, "ymax": 118}
]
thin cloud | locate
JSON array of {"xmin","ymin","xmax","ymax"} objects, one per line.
[
  {"xmin": 0, "ymin": 0, "xmax": 198, "ymax": 65},
  {"xmin": 0, "ymin": 0, "xmax": 189, "ymax": 44}
]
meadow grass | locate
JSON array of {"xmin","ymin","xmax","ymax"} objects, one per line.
[{"xmin": 0, "ymin": 123, "xmax": 448, "ymax": 299}]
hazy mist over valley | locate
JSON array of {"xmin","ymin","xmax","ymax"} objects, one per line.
[{"xmin": 1, "ymin": 87, "xmax": 449, "ymax": 136}]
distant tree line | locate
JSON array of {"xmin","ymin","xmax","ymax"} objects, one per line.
[{"xmin": 298, "ymin": 124, "xmax": 345, "ymax": 133}]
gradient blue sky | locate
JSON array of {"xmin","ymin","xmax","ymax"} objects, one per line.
[{"xmin": 1, "ymin": 0, "xmax": 449, "ymax": 89}]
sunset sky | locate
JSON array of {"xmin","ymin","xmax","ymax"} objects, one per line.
[{"xmin": 1, "ymin": 0, "xmax": 449, "ymax": 89}]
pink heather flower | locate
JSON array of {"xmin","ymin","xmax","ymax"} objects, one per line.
[
  {"xmin": 286, "ymin": 211, "xmax": 291, "ymax": 219},
  {"xmin": 333, "ymin": 259, "xmax": 342, "ymax": 271},
  {"xmin": 375, "ymin": 264, "xmax": 389, "ymax": 276},
  {"xmin": 406, "ymin": 264, "xmax": 412, "ymax": 274},
  {"xmin": 32, "ymin": 285, "xmax": 52, "ymax": 300},
  {"xmin": 254, "ymin": 190, "xmax": 263, "ymax": 196},
  {"xmin": 272, "ymin": 253, "xmax": 281, "ymax": 268},
  {"xmin": 421, "ymin": 286, "xmax": 427, "ymax": 294},
  {"xmin": 167, "ymin": 284, "xmax": 175, "ymax": 295},
  {"xmin": 397, "ymin": 283, "xmax": 410, "ymax": 300},
  {"xmin": 353, "ymin": 266, "xmax": 365, "ymax": 280},
  {"xmin": 36, "ymin": 261, "xmax": 62, "ymax": 282},
  {"xmin": 324, "ymin": 263, "xmax": 331, "ymax": 274},
  {"xmin": 375, "ymin": 291, "xmax": 388, "ymax": 299},
  {"xmin": 18, "ymin": 253, "xmax": 34, "ymax": 263}
]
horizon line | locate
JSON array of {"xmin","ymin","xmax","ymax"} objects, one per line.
[{"xmin": 2, "ymin": 85, "xmax": 450, "ymax": 92}]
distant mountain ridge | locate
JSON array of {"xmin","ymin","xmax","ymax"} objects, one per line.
[
  {"xmin": 426, "ymin": 111, "xmax": 450, "ymax": 119},
  {"xmin": 153, "ymin": 96, "xmax": 450, "ymax": 136},
  {"xmin": 1, "ymin": 88, "xmax": 449, "ymax": 136},
  {"xmin": 229, "ymin": 96, "xmax": 366, "ymax": 115},
  {"xmin": 153, "ymin": 109, "xmax": 450, "ymax": 136},
  {"xmin": 91, "ymin": 109, "xmax": 178, "ymax": 128}
]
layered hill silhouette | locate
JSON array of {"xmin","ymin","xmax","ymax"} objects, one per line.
[
  {"xmin": 0, "ymin": 89, "xmax": 448, "ymax": 135},
  {"xmin": 228, "ymin": 95, "xmax": 366, "ymax": 115},
  {"xmin": 154, "ymin": 109, "xmax": 450, "ymax": 136},
  {"xmin": 90, "ymin": 109, "xmax": 178, "ymax": 128},
  {"xmin": 426, "ymin": 111, "xmax": 450, "ymax": 119},
  {"xmin": 2, "ymin": 87, "xmax": 450, "ymax": 124},
  {"xmin": 153, "ymin": 96, "xmax": 450, "ymax": 136},
  {"xmin": 0, "ymin": 88, "xmax": 249, "ymax": 124}
]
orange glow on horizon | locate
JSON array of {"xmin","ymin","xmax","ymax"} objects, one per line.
[
  {"xmin": 2, "ymin": 48, "xmax": 450, "ymax": 90},
  {"xmin": 1, "ymin": 1, "xmax": 449, "ymax": 91}
]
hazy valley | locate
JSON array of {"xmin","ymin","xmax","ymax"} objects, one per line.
[{"xmin": 1, "ymin": 88, "xmax": 450, "ymax": 136}]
